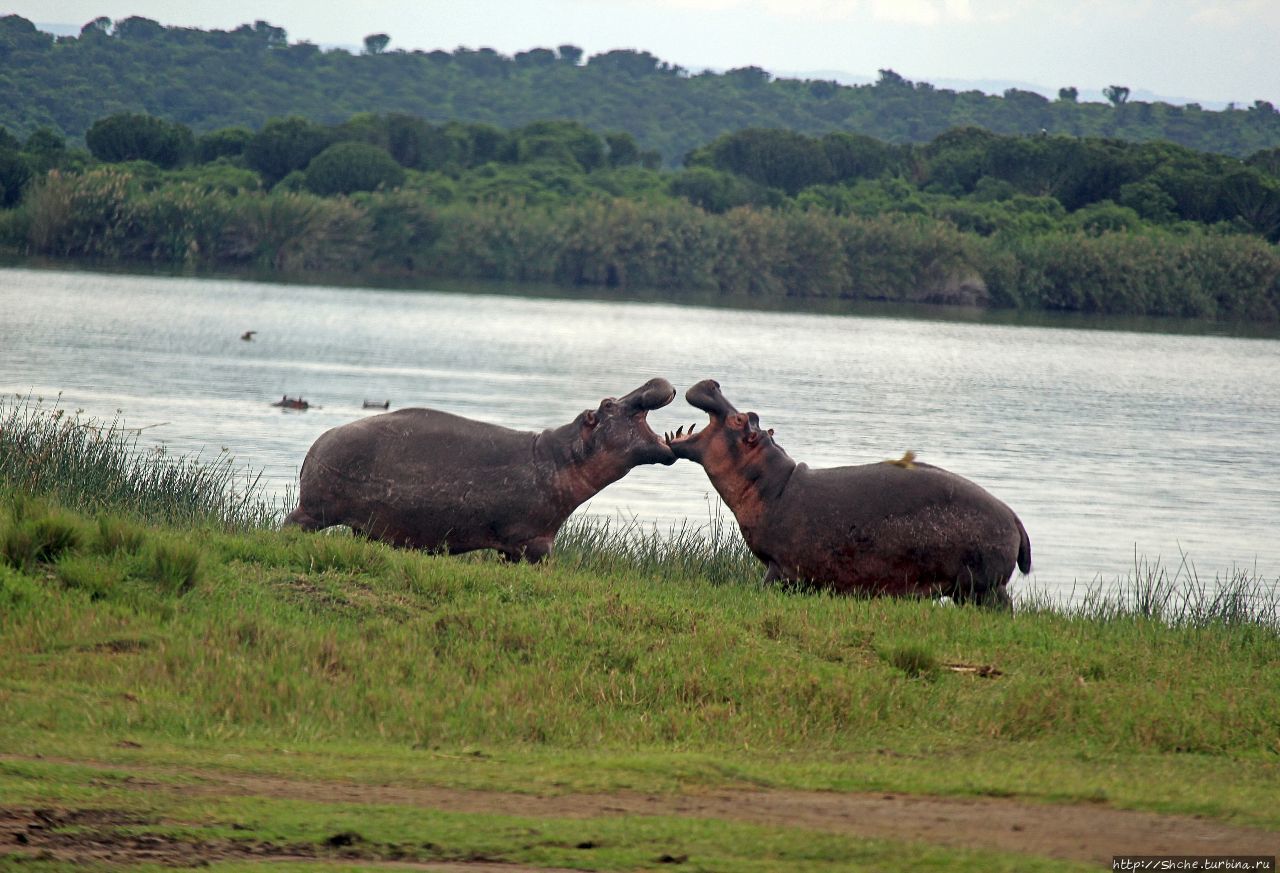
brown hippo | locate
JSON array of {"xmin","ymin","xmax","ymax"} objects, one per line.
[
  {"xmin": 283, "ymin": 378, "xmax": 677, "ymax": 561},
  {"xmin": 666, "ymin": 380, "xmax": 1030, "ymax": 607}
]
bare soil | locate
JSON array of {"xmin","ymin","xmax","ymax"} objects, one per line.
[{"xmin": 2, "ymin": 755, "xmax": 1277, "ymax": 867}]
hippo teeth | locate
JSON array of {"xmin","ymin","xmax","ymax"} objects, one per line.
[{"xmin": 664, "ymin": 423, "xmax": 701, "ymax": 444}]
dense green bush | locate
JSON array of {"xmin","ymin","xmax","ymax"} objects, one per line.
[
  {"xmin": 196, "ymin": 126, "xmax": 252, "ymax": 163},
  {"xmin": 85, "ymin": 113, "xmax": 194, "ymax": 168},
  {"xmin": 0, "ymin": 149, "xmax": 32, "ymax": 208},
  {"xmin": 303, "ymin": 141, "xmax": 406, "ymax": 196},
  {"xmin": 243, "ymin": 117, "xmax": 333, "ymax": 185}
]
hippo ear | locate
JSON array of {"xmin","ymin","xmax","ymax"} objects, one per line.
[{"xmin": 582, "ymin": 410, "xmax": 598, "ymax": 428}]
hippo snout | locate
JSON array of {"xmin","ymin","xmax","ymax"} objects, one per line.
[
  {"xmin": 685, "ymin": 379, "xmax": 738, "ymax": 418},
  {"xmin": 622, "ymin": 377, "xmax": 677, "ymax": 412}
]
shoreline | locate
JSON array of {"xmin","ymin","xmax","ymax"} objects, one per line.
[{"xmin": 6, "ymin": 256, "xmax": 1280, "ymax": 342}]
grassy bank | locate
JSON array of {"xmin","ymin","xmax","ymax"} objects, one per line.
[{"xmin": 2, "ymin": 400, "xmax": 1278, "ymax": 869}]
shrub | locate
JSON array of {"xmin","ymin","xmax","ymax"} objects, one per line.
[
  {"xmin": 304, "ymin": 142, "xmax": 405, "ymax": 196},
  {"xmin": 85, "ymin": 113, "xmax": 194, "ymax": 168}
]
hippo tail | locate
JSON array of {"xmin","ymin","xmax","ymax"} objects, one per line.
[{"xmin": 1015, "ymin": 516, "xmax": 1032, "ymax": 575}]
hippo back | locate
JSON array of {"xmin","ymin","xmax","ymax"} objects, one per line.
[
  {"xmin": 760, "ymin": 460, "xmax": 1026, "ymax": 599},
  {"xmin": 293, "ymin": 408, "xmax": 548, "ymax": 549},
  {"xmin": 304, "ymin": 408, "xmax": 536, "ymax": 485}
]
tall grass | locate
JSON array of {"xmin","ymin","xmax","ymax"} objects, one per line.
[
  {"xmin": 0, "ymin": 395, "xmax": 277, "ymax": 528},
  {"xmin": 555, "ymin": 505, "xmax": 759, "ymax": 585},
  {"xmin": 1019, "ymin": 552, "xmax": 1280, "ymax": 628}
]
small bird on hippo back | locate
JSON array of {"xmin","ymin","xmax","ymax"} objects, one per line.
[{"xmin": 665, "ymin": 379, "xmax": 1031, "ymax": 609}]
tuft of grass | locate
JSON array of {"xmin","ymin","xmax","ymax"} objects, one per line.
[
  {"xmin": 1, "ymin": 503, "xmax": 86, "ymax": 571},
  {"xmin": 884, "ymin": 644, "xmax": 940, "ymax": 679},
  {"xmin": 145, "ymin": 537, "xmax": 204, "ymax": 595},
  {"xmin": 94, "ymin": 513, "xmax": 148, "ymax": 555},
  {"xmin": 55, "ymin": 553, "xmax": 120, "ymax": 600},
  {"xmin": 0, "ymin": 563, "xmax": 42, "ymax": 609},
  {"xmin": 292, "ymin": 529, "xmax": 388, "ymax": 575}
]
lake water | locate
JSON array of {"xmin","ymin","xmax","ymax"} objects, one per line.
[{"xmin": 3, "ymin": 265, "xmax": 1278, "ymax": 601}]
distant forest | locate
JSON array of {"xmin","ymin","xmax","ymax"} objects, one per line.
[
  {"xmin": 4, "ymin": 13, "xmax": 1280, "ymax": 322},
  {"xmin": 5, "ymin": 102, "xmax": 1279, "ymax": 320},
  {"xmin": 3, "ymin": 14, "xmax": 1280, "ymax": 164}
]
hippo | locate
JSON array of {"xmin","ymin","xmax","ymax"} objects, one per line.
[
  {"xmin": 665, "ymin": 380, "xmax": 1030, "ymax": 607},
  {"xmin": 283, "ymin": 378, "xmax": 677, "ymax": 561}
]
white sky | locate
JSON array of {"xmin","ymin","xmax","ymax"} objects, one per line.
[{"xmin": 15, "ymin": 0, "xmax": 1280, "ymax": 106}]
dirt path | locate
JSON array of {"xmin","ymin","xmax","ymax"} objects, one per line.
[{"xmin": 3, "ymin": 755, "xmax": 1277, "ymax": 867}]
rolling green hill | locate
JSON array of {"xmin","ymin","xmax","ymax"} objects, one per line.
[{"xmin": 4, "ymin": 13, "xmax": 1280, "ymax": 164}]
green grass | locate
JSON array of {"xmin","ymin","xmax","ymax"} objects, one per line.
[
  {"xmin": 3, "ymin": 497, "xmax": 1278, "ymax": 794},
  {"xmin": 2, "ymin": 400, "xmax": 1279, "ymax": 870}
]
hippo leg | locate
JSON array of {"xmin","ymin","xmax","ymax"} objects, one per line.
[
  {"xmin": 950, "ymin": 573, "xmax": 1013, "ymax": 611},
  {"xmin": 983, "ymin": 584, "xmax": 1014, "ymax": 611},
  {"xmin": 956, "ymin": 583, "xmax": 1013, "ymax": 611},
  {"xmin": 282, "ymin": 506, "xmax": 325, "ymax": 531},
  {"xmin": 763, "ymin": 561, "xmax": 785, "ymax": 584},
  {"xmin": 499, "ymin": 536, "xmax": 554, "ymax": 564}
]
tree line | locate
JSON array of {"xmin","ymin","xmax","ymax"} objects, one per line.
[
  {"xmin": 3, "ymin": 13, "xmax": 1280, "ymax": 167},
  {"xmin": 2, "ymin": 108, "xmax": 1279, "ymax": 322}
]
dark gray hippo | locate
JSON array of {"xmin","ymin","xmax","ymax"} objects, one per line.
[
  {"xmin": 666, "ymin": 380, "xmax": 1030, "ymax": 607},
  {"xmin": 283, "ymin": 378, "xmax": 676, "ymax": 561}
]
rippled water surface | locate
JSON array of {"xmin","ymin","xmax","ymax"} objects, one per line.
[{"xmin": 4, "ymin": 266, "xmax": 1278, "ymax": 599}]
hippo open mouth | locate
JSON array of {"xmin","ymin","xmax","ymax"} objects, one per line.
[
  {"xmin": 617, "ymin": 377, "xmax": 678, "ymax": 464},
  {"xmin": 665, "ymin": 379, "xmax": 736, "ymax": 459},
  {"xmin": 664, "ymin": 420, "xmax": 703, "ymax": 456}
]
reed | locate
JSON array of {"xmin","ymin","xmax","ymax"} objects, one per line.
[
  {"xmin": 1018, "ymin": 552, "xmax": 1280, "ymax": 628},
  {"xmin": 554, "ymin": 503, "xmax": 758, "ymax": 585},
  {"xmin": 0, "ymin": 394, "xmax": 277, "ymax": 529}
]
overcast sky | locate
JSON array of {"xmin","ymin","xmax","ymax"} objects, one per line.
[{"xmin": 15, "ymin": 0, "xmax": 1280, "ymax": 107}]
